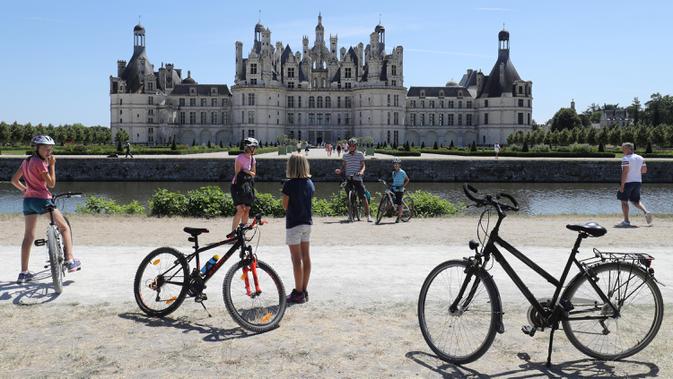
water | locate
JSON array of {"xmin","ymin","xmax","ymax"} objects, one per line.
[{"xmin": 1, "ymin": 181, "xmax": 672, "ymax": 216}]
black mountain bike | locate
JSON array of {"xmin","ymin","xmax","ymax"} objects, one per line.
[
  {"xmin": 418, "ymin": 184, "xmax": 663, "ymax": 366},
  {"xmin": 375, "ymin": 179, "xmax": 414, "ymax": 224},
  {"xmin": 341, "ymin": 175, "xmax": 364, "ymax": 222},
  {"xmin": 133, "ymin": 214, "xmax": 287, "ymax": 333}
]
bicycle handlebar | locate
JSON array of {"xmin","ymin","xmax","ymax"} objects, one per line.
[
  {"xmin": 462, "ymin": 184, "xmax": 519, "ymax": 212},
  {"xmin": 53, "ymin": 192, "xmax": 83, "ymax": 200}
]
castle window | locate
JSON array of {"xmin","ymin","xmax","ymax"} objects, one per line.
[
  {"xmin": 179, "ymin": 98, "xmax": 185, "ymax": 106},
  {"xmin": 288, "ymin": 82, "xmax": 295, "ymax": 88},
  {"xmin": 387, "ymin": 112, "xmax": 391, "ymax": 125},
  {"xmin": 528, "ymin": 100, "xmax": 531, "ymax": 107},
  {"xmin": 288, "ymin": 113, "xmax": 294, "ymax": 125},
  {"xmin": 421, "ymin": 100, "xmax": 425, "ymax": 109},
  {"xmin": 430, "ymin": 100, "xmax": 435, "ymax": 109},
  {"xmin": 391, "ymin": 80, "xmax": 396, "ymax": 86},
  {"xmin": 430, "ymin": 114, "xmax": 435, "ymax": 126},
  {"xmin": 518, "ymin": 99, "xmax": 524, "ymax": 107},
  {"xmin": 420, "ymin": 90, "xmax": 425, "ymax": 98},
  {"xmin": 179, "ymin": 112, "xmax": 185, "ymax": 124},
  {"xmin": 345, "ymin": 68, "xmax": 352, "ymax": 79},
  {"xmin": 518, "ymin": 86, "xmax": 523, "ymax": 94},
  {"xmin": 211, "ymin": 112, "xmax": 217, "ymax": 124},
  {"xmin": 411, "ymin": 100, "xmax": 416, "ymax": 108},
  {"xmin": 288, "ymin": 96, "xmax": 294, "ymax": 108},
  {"xmin": 440, "ymin": 100, "xmax": 444, "ymax": 108},
  {"xmin": 201, "ymin": 112, "xmax": 206, "ymax": 124},
  {"xmin": 250, "ymin": 63, "xmax": 257, "ymax": 75},
  {"xmin": 394, "ymin": 112, "xmax": 399, "ymax": 125},
  {"xmin": 119, "ymin": 99, "xmax": 123, "ymax": 105},
  {"xmin": 317, "ymin": 96, "xmax": 323, "ymax": 108},
  {"xmin": 439, "ymin": 114, "xmax": 444, "ymax": 126},
  {"xmin": 309, "ymin": 113, "xmax": 315, "ymax": 125},
  {"xmin": 448, "ymin": 100, "xmax": 454, "ymax": 109},
  {"xmin": 387, "ymin": 94, "xmax": 391, "ymax": 106},
  {"xmin": 458, "ymin": 101, "xmax": 463, "ymax": 109},
  {"xmin": 325, "ymin": 96, "xmax": 331, "ymax": 108},
  {"xmin": 518, "ymin": 113, "xmax": 524, "ymax": 125},
  {"xmin": 345, "ymin": 97, "xmax": 352, "ymax": 108},
  {"xmin": 337, "ymin": 97, "xmax": 341, "ymax": 108},
  {"xmin": 189, "ymin": 112, "xmax": 196, "ymax": 124},
  {"xmin": 212, "ymin": 98, "xmax": 217, "ymax": 107},
  {"xmin": 484, "ymin": 113, "xmax": 489, "ymax": 125},
  {"xmin": 211, "ymin": 87, "xmax": 218, "ymax": 95},
  {"xmin": 448, "ymin": 114, "xmax": 454, "ymax": 126},
  {"xmin": 484, "ymin": 100, "xmax": 489, "ymax": 108},
  {"xmin": 345, "ymin": 82, "xmax": 351, "ymax": 89},
  {"xmin": 223, "ymin": 112, "xmax": 229, "ymax": 124},
  {"xmin": 201, "ymin": 98, "xmax": 207, "ymax": 107},
  {"xmin": 298, "ymin": 96, "xmax": 302, "ymax": 108},
  {"xmin": 241, "ymin": 111, "xmax": 245, "ymax": 123},
  {"xmin": 248, "ymin": 129, "xmax": 255, "ymax": 138},
  {"xmin": 439, "ymin": 90, "xmax": 444, "ymax": 99},
  {"xmin": 120, "ymin": 110, "xmax": 122, "ymax": 115},
  {"xmin": 248, "ymin": 93, "xmax": 255, "ymax": 106},
  {"xmin": 528, "ymin": 113, "xmax": 531, "ymax": 125},
  {"xmin": 190, "ymin": 98, "xmax": 196, "ymax": 106},
  {"xmin": 391, "ymin": 65, "xmax": 397, "ymax": 76},
  {"xmin": 287, "ymin": 67, "xmax": 295, "ymax": 78},
  {"xmin": 457, "ymin": 114, "xmax": 463, "ymax": 126},
  {"xmin": 250, "ymin": 79, "xmax": 257, "ymax": 85},
  {"xmin": 248, "ymin": 111, "xmax": 255, "ymax": 124},
  {"xmin": 394, "ymin": 95, "xmax": 399, "ymax": 107},
  {"xmin": 309, "ymin": 96, "xmax": 315, "ymax": 108},
  {"xmin": 466, "ymin": 114, "xmax": 472, "ymax": 126},
  {"xmin": 457, "ymin": 91, "xmax": 463, "ymax": 98},
  {"xmin": 467, "ymin": 101, "xmax": 472, "ymax": 108},
  {"xmin": 190, "ymin": 88, "xmax": 196, "ymax": 96},
  {"xmin": 420, "ymin": 114, "xmax": 425, "ymax": 126}
]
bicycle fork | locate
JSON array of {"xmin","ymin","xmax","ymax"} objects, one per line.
[{"xmin": 242, "ymin": 259, "xmax": 262, "ymax": 297}]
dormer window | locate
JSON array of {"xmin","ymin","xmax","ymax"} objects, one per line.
[
  {"xmin": 189, "ymin": 87, "xmax": 196, "ymax": 96},
  {"xmin": 420, "ymin": 90, "xmax": 425, "ymax": 99},
  {"xmin": 438, "ymin": 90, "xmax": 445, "ymax": 99},
  {"xmin": 211, "ymin": 87, "xmax": 218, "ymax": 95},
  {"xmin": 457, "ymin": 90, "xmax": 463, "ymax": 98}
]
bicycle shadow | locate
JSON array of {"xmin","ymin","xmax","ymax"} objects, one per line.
[
  {"xmin": 405, "ymin": 351, "xmax": 659, "ymax": 378},
  {"xmin": 117, "ymin": 312, "xmax": 252, "ymax": 342},
  {"xmin": 0, "ymin": 270, "xmax": 72, "ymax": 305}
]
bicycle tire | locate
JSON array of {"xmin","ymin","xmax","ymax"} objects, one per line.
[
  {"xmin": 223, "ymin": 259, "xmax": 287, "ymax": 333},
  {"xmin": 401, "ymin": 196, "xmax": 414, "ymax": 222},
  {"xmin": 376, "ymin": 195, "xmax": 388, "ymax": 224},
  {"xmin": 347, "ymin": 191, "xmax": 355, "ymax": 222},
  {"xmin": 47, "ymin": 226, "xmax": 64, "ymax": 294},
  {"xmin": 418, "ymin": 259, "xmax": 499, "ymax": 364},
  {"xmin": 134, "ymin": 247, "xmax": 190, "ymax": 317},
  {"xmin": 562, "ymin": 262, "xmax": 663, "ymax": 360}
]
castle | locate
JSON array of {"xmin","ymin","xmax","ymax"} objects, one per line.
[{"xmin": 110, "ymin": 15, "xmax": 532, "ymax": 146}]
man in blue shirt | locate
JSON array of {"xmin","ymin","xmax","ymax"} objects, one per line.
[{"xmin": 391, "ymin": 157, "xmax": 410, "ymax": 223}]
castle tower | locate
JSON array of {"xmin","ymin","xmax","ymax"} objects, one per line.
[
  {"xmin": 133, "ymin": 23, "xmax": 146, "ymax": 53},
  {"xmin": 330, "ymin": 34, "xmax": 337, "ymax": 56},
  {"xmin": 315, "ymin": 13, "xmax": 325, "ymax": 46}
]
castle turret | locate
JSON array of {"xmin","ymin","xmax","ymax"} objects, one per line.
[
  {"xmin": 330, "ymin": 34, "xmax": 337, "ymax": 56},
  {"xmin": 315, "ymin": 13, "xmax": 324, "ymax": 46}
]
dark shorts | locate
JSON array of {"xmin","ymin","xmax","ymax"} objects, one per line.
[
  {"xmin": 346, "ymin": 180, "xmax": 367, "ymax": 200},
  {"xmin": 231, "ymin": 183, "xmax": 255, "ymax": 207},
  {"xmin": 393, "ymin": 191, "xmax": 404, "ymax": 205},
  {"xmin": 617, "ymin": 182, "xmax": 641, "ymax": 203},
  {"xmin": 23, "ymin": 198, "xmax": 54, "ymax": 216}
]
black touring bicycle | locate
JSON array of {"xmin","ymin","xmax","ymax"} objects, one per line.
[{"xmin": 418, "ymin": 184, "xmax": 663, "ymax": 366}]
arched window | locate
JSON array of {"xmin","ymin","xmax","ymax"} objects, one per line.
[
  {"xmin": 325, "ymin": 96, "xmax": 331, "ymax": 108},
  {"xmin": 309, "ymin": 96, "xmax": 315, "ymax": 108},
  {"xmin": 317, "ymin": 96, "xmax": 323, "ymax": 108}
]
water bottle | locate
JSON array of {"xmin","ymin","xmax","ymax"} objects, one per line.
[{"xmin": 201, "ymin": 255, "xmax": 220, "ymax": 275}]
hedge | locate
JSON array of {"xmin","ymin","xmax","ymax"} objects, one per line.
[{"xmin": 374, "ymin": 149, "xmax": 421, "ymax": 157}]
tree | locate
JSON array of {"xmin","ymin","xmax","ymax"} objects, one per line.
[
  {"xmin": 551, "ymin": 108, "xmax": 582, "ymax": 131},
  {"xmin": 645, "ymin": 141, "xmax": 653, "ymax": 154},
  {"xmin": 634, "ymin": 125, "xmax": 649, "ymax": 148},
  {"xmin": 522, "ymin": 140, "xmax": 529, "ymax": 152},
  {"xmin": 470, "ymin": 141, "xmax": 477, "ymax": 152},
  {"xmin": 0, "ymin": 122, "xmax": 9, "ymax": 145},
  {"xmin": 628, "ymin": 97, "xmax": 641, "ymax": 125},
  {"xmin": 192, "ymin": 139, "xmax": 196, "ymax": 147},
  {"xmin": 597, "ymin": 127, "xmax": 609, "ymax": 146},
  {"xmin": 586, "ymin": 128, "xmax": 597, "ymax": 146},
  {"xmin": 207, "ymin": 140, "xmax": 212, "ymax": 148},
  {"xmin": 449, "ymin": 140, "xmax": 454, "ymax": 149},
  {"xmin": 115, "ymin": 129, "xmax": 129, "ymax": 144}
]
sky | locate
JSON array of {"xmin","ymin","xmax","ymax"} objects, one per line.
[{"xmin": 1, "ymin": 0, "xmax": 671, "ymax": 126}]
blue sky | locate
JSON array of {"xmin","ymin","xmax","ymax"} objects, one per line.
[{"xmin": 1, "ymin": 1, "xmax": 671, "ymax": 126}]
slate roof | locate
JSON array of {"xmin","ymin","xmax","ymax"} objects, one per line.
[
  {"xmin": 479, "ymin": 50, "xmax": 521, "ymax": 98},
  {"xmin": 171, "ymin": 84, "xmax": 231, "ymax": 96},
  {"xmin": 407, "ymin": 86, "xmax": 471, "ymax": 97}
]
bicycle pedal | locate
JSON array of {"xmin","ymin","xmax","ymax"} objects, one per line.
[
  {"xmin": 34, "ymin": 239, "xmax": 46, "ymax": 247},
  {"xmin": 195, "ymin": 293, "xmax": 208, "ymax": 302},
  {"xmin": 521, "ymin": 325, "xmax": 537, "ymax": 337}
]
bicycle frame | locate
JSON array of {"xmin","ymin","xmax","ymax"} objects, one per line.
[{"xmin": 459, "ymin": 208, "xmax": 620, "ymax": 324}]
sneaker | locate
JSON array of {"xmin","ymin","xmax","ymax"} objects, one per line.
[
  {"xmin": 16, "ymin": 271, "xmax": 34, "ymax": 284},
  {"xmin": 286, "ymin": 289, "xmax": 305, "ymax": 304},
  {"xmin": 615, "ymin": 220, "xmax": 631, "ymax": 228},
  {"xmin": 645, "ymin": 213, "xmax": 654, "ymax": 225},
  {"xmin": 66, "ymin": 259, "xmax": 82, "ymax": 272},
  {"xmin": 367, "ymin": 215, "xmax": 373, "ymax": 223},
  {"xmin": 395, "ymin": 217, "xmax": 401, "ymax": 223}
]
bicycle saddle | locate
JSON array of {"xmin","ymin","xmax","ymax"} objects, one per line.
[
  {"xmin": 183, "ymin": 227, "xmax": 209, "ymax": 236},
  {"xmin": 565, "ymin": 222, "xmax": 607, "ymax": 237}
]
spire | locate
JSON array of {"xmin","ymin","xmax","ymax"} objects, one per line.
[{"xmin": 316, "ymin": 12, "xmax": 324, "ymax": 31}]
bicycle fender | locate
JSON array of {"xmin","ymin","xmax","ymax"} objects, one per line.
[{"xmin": 482, "ymin": 270, "xmax": 505, "ymax": 334}]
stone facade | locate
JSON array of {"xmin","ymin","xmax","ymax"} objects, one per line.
[{"xmin": 110, "ymin": 17, "xmax": 532, "ymax": 146}]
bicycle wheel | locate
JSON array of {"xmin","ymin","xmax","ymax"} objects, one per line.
[
  {"xmin": 418, "ymin": 260, "xmax": 500, "ymax": 364},
  {"xmin": 401, "ymin": 195, "xmax": 414, "ymax": 222},
  {"xmin": 223, "ymin": 259, "xmax": 287, "ymax": 333},
  {"xmin": 47, "ymin": 226, "xmax": 64, "ymax": 294},
  {"xmin": 562, "ymin": 262, "xmax": 663, "ymax": 360},
  {"xmin": 347, "ymin": 191, "xmax": 355, "ymax": 222},
  {"xmin": 134, "ymin": 247, "xmax": 190, "ymax": 317},
  {"xmin": 375, "ymin": 195, "xmax": 388, "ymax": 224}
]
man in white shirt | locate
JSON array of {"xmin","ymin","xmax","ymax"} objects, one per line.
[{"xmin": 616, "ymin": 142, "xmax": 653, "ymax": 227}]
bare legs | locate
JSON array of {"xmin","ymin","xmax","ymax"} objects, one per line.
[
  {"xmin": 289, "ymin": 241, "xmax": 311, "ymax": 293},
  {"xmin": 231, "ymin": 204, "xmax": 251, "ymax": 232},
  {"xmin": 20, "ymin": 209, "xmax": 74, "ymax": 272},
  {"xmin": 621, "ymin": 200, "xmax": 650, "ymax": 223}
]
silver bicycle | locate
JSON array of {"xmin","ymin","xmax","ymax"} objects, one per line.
[{"xmin": 34, "ymin": 192, "xmax": 82, "ymax": 293}]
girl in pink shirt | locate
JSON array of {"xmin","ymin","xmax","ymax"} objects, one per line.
[
  {"xmin": 10, "ymin": 136, "xmax": 81, "ymax": 284},
  {"xmin": 230, "ymin": 138, "xmax": 258, "ymax": 233}
]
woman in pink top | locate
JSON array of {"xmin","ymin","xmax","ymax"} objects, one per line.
[
  {"xmin": 230, "ymin": 137, "xmax": 258, "ymax": 233},
  {"xmin": 10, "ymin": 135, "xmax": 81, "ymax": 284}
]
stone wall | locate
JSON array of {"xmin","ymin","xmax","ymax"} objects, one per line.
[{"xmin": 1, "ymin": 157, "xmax": 672, "ymax": 183}]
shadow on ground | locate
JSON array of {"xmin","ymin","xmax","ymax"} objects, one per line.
[
  {"xmin": 405, "ymin": 351, "xmax": 659, "ymax": 378},
  {"xmin": 0, "ymin": 270, "xmax": 70, "ymax": 305},
  {"xmin": 118, "ymin": 312, "xmax": 252, "ymax": 342}
]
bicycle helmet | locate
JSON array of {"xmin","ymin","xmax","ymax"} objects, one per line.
[
  {"xmin": 392, "ymin": 157, "xmax": 402, "ymax": 164},
  {"xmin": 347, "ymin": 138, "xmax": 358, "ymax": 145},
  {"xmin": 243, "ymin": 137, "xmax": 259, "ymax": 147},
  {"xmin": 31, "ymin": 135, "xmax": 55, "ymax": 146}
]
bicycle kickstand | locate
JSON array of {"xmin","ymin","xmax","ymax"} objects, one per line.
[
  {"xmin": 195, "ymin": 293, "xmax": 212, "ymax": 318},
  {"xmin": 546, "ymin": 325, "xmax": 557, "ymax": 367}
]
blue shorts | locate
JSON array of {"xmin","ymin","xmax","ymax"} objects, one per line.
[
  {"xmin": 617, "ymin": 182, "xmax": 641, "ymax": 203},
  {"xmin": 23, "ymin": 198, "xmax": 54, "ymax": 216}
]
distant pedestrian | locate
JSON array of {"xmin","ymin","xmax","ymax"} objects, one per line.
[
  {"xmin": 616, "ymin": 142, "xmax": 653, "ymax": 227},
  {"xmin": 304, "ymin": 142, "xmax": 310, "ymax": 156},
  {"xmin": 125, "ymin": 142, "xmax": 134, "ymax": 158},
  {"xmin": 230, "ymin": 137, "xmax": 258, "ymax": 234},
  {"xmin": 336, "ymin": 143, "xmax": 342, "ymax": 157},
  {"xmin": 494, "ymin": 143, "xmax": 500, "ymax": 160},
  {"xmin": 282, "ymin": 153, "xmax": 314, "ymax": 304},
  {"xmin": 296, "ymin": 141, "xmax": 302, "ymax": 153}
]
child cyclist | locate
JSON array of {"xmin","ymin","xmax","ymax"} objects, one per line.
[
  {"xmin": 10, "ymin": 135, "xmax": 81, "ymax": 284},
  {"xmin": 390, "ymin": 157, "xmax": 410, "ymax": 223},
  {"xmin": 282, "ymin": 153, "xmax": 315, "ymax": 304}
]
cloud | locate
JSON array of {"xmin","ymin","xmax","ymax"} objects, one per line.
[
  {"xmin": 475, "ymin": 7, "xmax": 512, "ymax": 12},
  {"xmin": 406, "ymin": 48, "xmax": 490, "ymax": 58}
]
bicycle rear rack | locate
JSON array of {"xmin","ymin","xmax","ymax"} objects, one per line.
[{"xmin": 582, "ymin": 248, "xmax": 655, "ymax": 269}]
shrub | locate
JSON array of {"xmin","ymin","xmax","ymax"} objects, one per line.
[
  {"xmin": 149, "ymin": 188, "xmax": 188, "ymax": 216},
  {"xmin": 251, "ymin": 192, "xmax": 285, "ymax": 217},
  {"xmin": 185, "ymin": 186, "xmax": 229, "ymax": 218},
  {"xmin": 407, "ymin": 191, "xmax": 460, "ymax": 217},
  {"xmin": 531, "ymin": 144, "xmax": 551, "ymax": 153},
  {"xmin": 76, "ymin": 196, "xmax": 145, "ymax": 215},
  {"xmin": 569, "ymin": 143, "xmax": 592, "ymax": 153}
]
